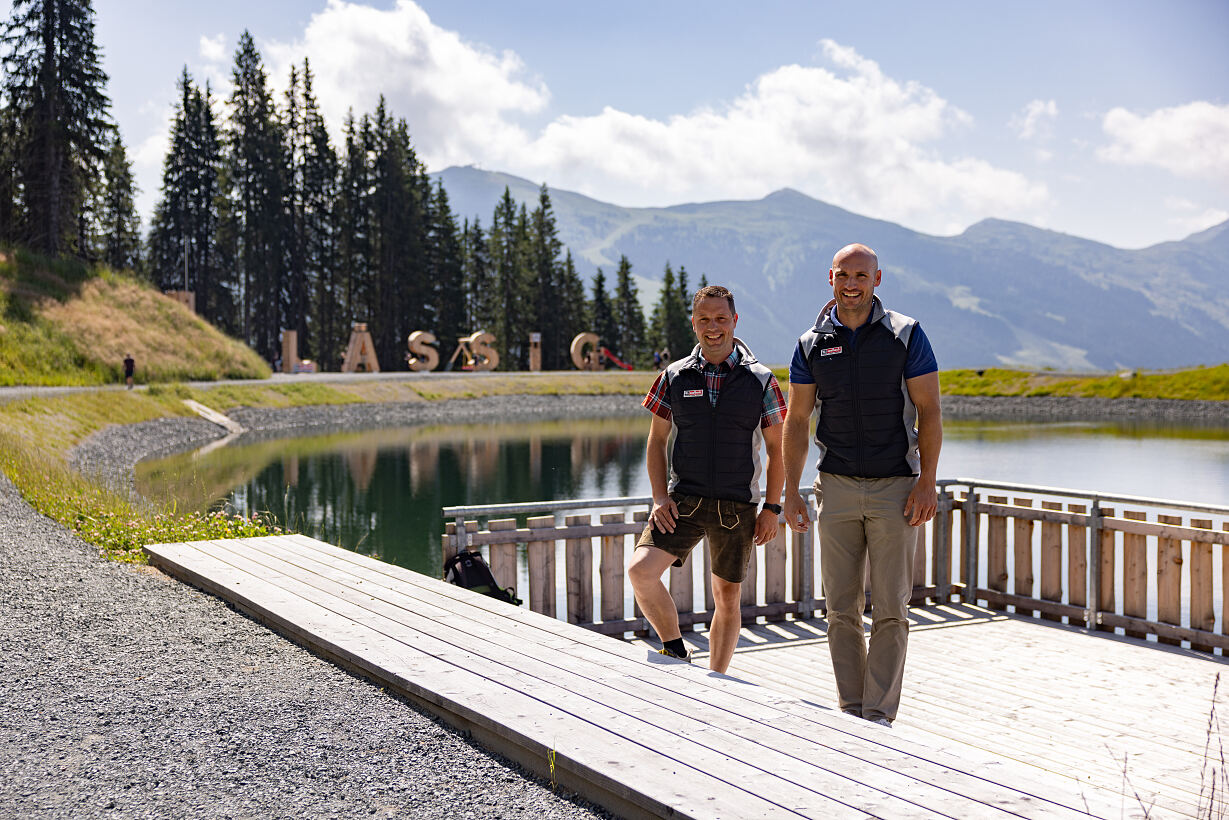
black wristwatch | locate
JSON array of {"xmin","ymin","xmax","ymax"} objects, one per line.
[{"xmin": 761, "ymin": 502, "xmax": 782, "ymax": 515}]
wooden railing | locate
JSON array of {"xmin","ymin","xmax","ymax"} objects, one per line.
[{"xmin": 441, "ymin": 480, "xmax": 1229, "ymax": 654}]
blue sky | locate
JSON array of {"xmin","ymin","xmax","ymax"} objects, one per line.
[{"xmin": 6, "ymin": 0, "xmax": 1227, "ymax": 248}]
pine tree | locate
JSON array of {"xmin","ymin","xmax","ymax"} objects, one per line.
[
  {"xmin": 2, "ymin": 0, "xmax": 112, "ymax": 257},
  {"xmin": 461, "ymin": 216, "xmax": 494, "ymax": 338},
  {"xmin": 0, "ymin": 99, "xmax": 17, "ymax": 244},
  {"xmin": 297, "ymin": 60, "xmax": 339, "ymax": 368},
  {"xmin": 488, "ymin": 187, "xmax": 529, "ymax": 369},
  {"xmin": 428, "ymin": 181, "xmax": 465, "ymax": 349},
  {"xmin": 336, "ymin": 109, "xmax": 371, "ymax": 361},
  {"xmin": 613, "ymin": 255, "xmax": 647, "ymax": 366},
  {"xmin": 527, "ymin": 184, "xmax": 563, "ymax": 368},
  {"xmin": 590, "ymin": 268, "xmax": 617, "ymax": 358},
  {"xmin": 148, "ymin": 70, "xmax": 230, "ymax": 328},
  {"xmin": 557, "ymin": 249, "xmax": 589, "ymax": 368},
  {"xmin": 223, "ymin": 30, "xmax": 289, "ymax": 360},
  {"xmin": 95, "ymin": 132, "xmax": 140, "ymax": 272},
  {"xmin": 648, "ymin": 262, "xmax": 692, "ymax": 361}
]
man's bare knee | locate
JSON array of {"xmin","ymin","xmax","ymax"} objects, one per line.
[{"xmin": 711, "ymin": 576, "xmax": 742, "ymax": 608}]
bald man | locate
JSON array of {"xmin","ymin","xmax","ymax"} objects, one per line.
[{"xmin": 781, "ymin": 243, "xmax": 942, "ymax": 727}]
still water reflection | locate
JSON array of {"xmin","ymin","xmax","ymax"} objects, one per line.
[{"xmin": 136, "ymin": 416, "xmax": 1229, "ymax": 578}]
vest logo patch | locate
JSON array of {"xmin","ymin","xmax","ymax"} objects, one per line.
[
  {"xmin": 820, "ymin": 346, "xmax": 843, "ymax": 357},
  {"xmin": 683, "ymin": 389, "xmax": 705, "ymax": 398}
]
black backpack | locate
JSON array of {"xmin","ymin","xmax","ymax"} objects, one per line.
[{"xmin": 443, "ymin": 550, "xmax": 523, "ymax": 606}]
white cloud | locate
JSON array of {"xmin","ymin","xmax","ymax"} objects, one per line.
[
  {"xmin": 499, "ymin": 39, "xmax": 1047, "ymax": 235},
  {"xmin": 1163, "ymin": 196, "xmax": 1229, "ymax": 236},
  {"xmin": 199, "ymin": 34, "xmax": 227, "ymax": 64},
  {"xmin": 1098, "ymin": 101, "xmax": 1229, "ymax": 183},
  {"xmin": 264, "ymin": 0, "xmax": 547, "ymax": 164},
  {"xmin": 1010, "ymin": 99, "xmax": 1058, "ymax": 140}
]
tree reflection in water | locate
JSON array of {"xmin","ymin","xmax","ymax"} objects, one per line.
[{"xmin": 135, "ymin": 417, "xmax": 651, "ymax": 577}]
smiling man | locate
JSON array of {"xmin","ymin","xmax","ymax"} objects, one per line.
[
  {"xmin": 782, "ymin": 243, "xmax": 942, "ymax": 727},
  {"xmin": 629, "ymin": 285, "xmax": 785, "ymax": 674}
]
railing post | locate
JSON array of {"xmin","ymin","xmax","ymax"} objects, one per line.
[
  {"xmin": 962, "ymin": 490, "xmax": 980, "ymax": 605},
  {"xmin": 934, "ymin": 490, "xmax": 952, "ymax": 602},
  {"xmin": 1086, "ymin": 499, "xmax": 1102, "ymax": 632}
]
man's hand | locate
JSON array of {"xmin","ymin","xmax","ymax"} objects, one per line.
[
  {"xmin": 783, "ymin": 491, "xmax": 811, "ymax": 533},
  {"xmin": 753, "ymin": 508, "xmax": 778, "ymax": 545},
  {"xmin": 650, "ymin": 496, "xmax": 679, "ymax": 533},
  {"xmin": 903, "ymin": 481, "xmax": 937, "ymax": 526}
]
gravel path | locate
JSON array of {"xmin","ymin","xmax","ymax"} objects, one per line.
[{"xmin": 3, "ymin": 395, "xmax": 650, "ymax": 820}]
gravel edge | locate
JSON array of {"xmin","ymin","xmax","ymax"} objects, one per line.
[{"xmin": 4, "ymin": 395, "xmax": 654, "ymax": 820}]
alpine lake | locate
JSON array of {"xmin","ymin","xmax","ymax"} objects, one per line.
[{"xmin": 134, "ymin": 411, "xmax": 1229, "ymax": 579}]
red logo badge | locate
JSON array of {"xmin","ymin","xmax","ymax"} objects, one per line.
[
  {"xmin": 820, "ymin": 346, "xmax": 843, "ymax": 357},
  {"xmin": 683, "ymin": 389, "xmax": 704, "ymax": 398}
]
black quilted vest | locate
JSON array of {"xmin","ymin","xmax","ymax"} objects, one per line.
[
  {"xmin": 668, "ymin": 360, "xmax": 764, "ymax": 503},
  {"xmin": 807, "ymin": 320, "xmax": 913, "ymax": 478}
]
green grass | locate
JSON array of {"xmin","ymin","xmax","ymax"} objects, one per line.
[
  {"xmin": 0, "ymin": 429, "xmax": 281, "ymax": 562},
  {"xmin": 773, "ymin": 364, "xmax": 1229, "ymax": 401},
  {"xmin": 941, "ymin": 364, "xmax": 1229, "ymax": 401}
]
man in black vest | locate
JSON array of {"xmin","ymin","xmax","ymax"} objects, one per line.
[
  {"xmin": 782, "ymin": 243, "xmax": 942, "ymax": 727},
  {"xmin": 629, "ymin": 285, "xmax": 786, "ymax": 674}
]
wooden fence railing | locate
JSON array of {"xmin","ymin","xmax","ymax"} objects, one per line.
[{"xmin": 441, "ymin": 480, "xmax": 1229, "ymax": 654}]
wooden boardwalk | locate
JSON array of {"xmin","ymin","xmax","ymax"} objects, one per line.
[
  {"xmin": 144, "ymin": 534, "xmax": 1140, "ymax": 819},
  {"xmin": 642, "ymin": 605, "xmax": 1225, "ymax": 819}
]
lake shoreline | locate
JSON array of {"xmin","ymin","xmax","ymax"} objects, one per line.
[{"xmin": 70, "ymin": 391, "xmax": 1227, "ymax": 493}]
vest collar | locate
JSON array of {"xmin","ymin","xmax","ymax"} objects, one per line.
[
  {"xmin": 681, "ymin": 338, "xmax": 760, "ymax": 371},
  {"xmin": 813, "ymin": 296, "xmax": 887, "ymax": 334}
]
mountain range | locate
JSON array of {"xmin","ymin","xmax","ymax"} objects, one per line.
[{"xmin": 432, "ymin": 165, "xmax": 1229, "ymax": 370}]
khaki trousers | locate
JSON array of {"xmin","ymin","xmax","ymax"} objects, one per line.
[{"xmin": 815, "ymin": 472, "xmax": 919, "ymax": 722}]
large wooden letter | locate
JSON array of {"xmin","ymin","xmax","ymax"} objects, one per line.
[
  {"xmin": 341, "ymin": 323, "xmax": 380, "ymax": 373},
  {"xmin": 467, "ymin": 331, "xmax": 500, "ymax": 371},
  {"xmin": 570, "ymin": 332, "xmax": 599, "ymax": 370},
  {"xmin": 406, "ymin": 331, "xmax": 439, "ymax": 371}
]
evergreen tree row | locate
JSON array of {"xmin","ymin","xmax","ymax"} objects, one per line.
[
  {"xmin": 0, "ymin": 4, "xmax": 704, "ymax": 370},
  {"xmin": 0, "ymin": 0, "xmax": 141, "ymax": 268}
]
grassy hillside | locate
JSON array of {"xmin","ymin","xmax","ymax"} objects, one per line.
[
  {"xmin": 940, "ymin": 365, "xmax": 1229, "ymax": 401},
  {"xmin": 0, "ymin": 247, "xmax": 270, "ymax": 386}
]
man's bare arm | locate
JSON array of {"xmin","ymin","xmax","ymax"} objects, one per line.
[
  {"xmin": 755, "ymin": 422, "xmax": 785, "ymax": 545},
  {"xmin": 903, "ymin": 371, "xmax": 942, "ymax": 526},
  {"xmin": 782, "ymin": 383, "xmax": 817, "ymax": 532},
  {"xmin": 646, "ymin": 413, "xmax": 679, "ymax": 532}
]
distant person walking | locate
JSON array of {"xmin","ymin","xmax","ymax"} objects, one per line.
[
  {"xmin": 629, "ymin": 285, "xmax": 785, "ymax": 674},
  {"xmin": 782, "ymin": 243, "xmax": 942, "ymax": 727},
  {"xmin": 122, "ymin": 353, "xmax": 135, "ymax": 390}
]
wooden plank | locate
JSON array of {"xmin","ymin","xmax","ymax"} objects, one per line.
[
  {"xmin": 987, "ymin": 495, "xmax": 1008, "ymax": 610},
  {"xmin": 1224, "ymin": 523, "xmax": 1229, "ymax": 646},
  {"xmin": 956, "ymin": 496, "xmax": 969, "ymax": 587},
  {"xmin": 764, "ymin": 521, "xmax": 788, "ymax": 622},
  {"xmin": 1039, "ymin": 501, "xmax": 1063, "ymax": 622},
  {"xmin": 1106, "ymin": 517, "xmax": 1229, "ymax": 544},
  {"xmin": 1156, "ymin": 514, "xmax": 1183, "ymax": 646},
  {"xmin": 565, "ymin": 513, "xmax": 593, "ymax": 625},
  {"xmin": 486, "ymin": 518, "xmax": 519, "ymax": 598},
  {"xmin": 256, "ymin": 536, "xmax": 1116, "ymax": 819},
  {"xmin": 526, "ymin": 514, "xmax": 556, "ymax": 618},
  {"xmin": 1121, "ymin": 510, "xmax": 1148, "ymax": 639},
  {"xmin": 632, "ymin": 510, "xmax": 649, "ymax": 636},
  {"xmin": 149, "ymin": 540, "xmax": 824, "ymax": 820},
  {"xmin": 599, "ymin": 512, "xmax": 626, "ymax": 623},
  {"xmin": 669, "ymin": 551, "xmax": 694, "ymax": 624},
  {"xmin": 190, "ymin": 538, "xmax": 1033, "ymax": 820},
  {"xmin": 1012, "ymin": 498, "xmax": 1035, "ymax": 617},
  {"xmin": 1191, "ymin": 518, "xmax": 1215, "ymax": 652},
  {"xmin": 910, "ymin": 521, "xmax": 928, "ymax": 605},
  {"xmin": 1097, "ymin": 507, "xmax": 1116, "ymax": 632},
  {"xmin": 267, "ymin": 536, "xmax": 1132, "ymax": 815},
  {"xmin": 932, "ymin": 495, "xmax": 953, "ymax": 602},
  {"xmin": 791, "ymin": 526, "xmax": 814, "ymax": 619},
  {"xmin": 1066, "ymin": 503, "xmax": 1088, "ymax": 627}
]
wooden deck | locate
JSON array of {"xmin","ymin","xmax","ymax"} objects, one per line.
[
  {"xmin": 142, "ymin": 534, "xmax": 1148, "ymax": 819},
  {"xmin": 644, "ymin": 605, "xmax": 1226, "ymax": 819}
]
